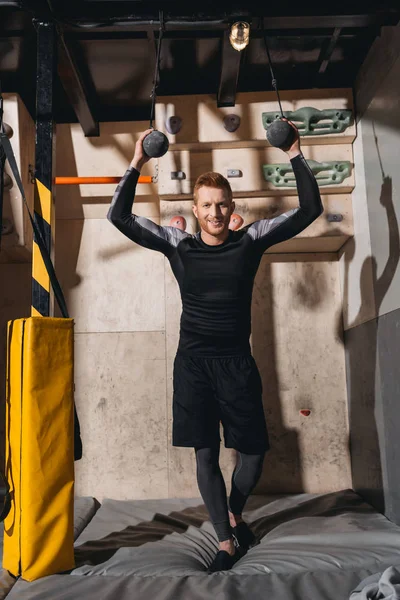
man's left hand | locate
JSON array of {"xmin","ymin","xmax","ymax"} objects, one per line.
[{"xmin": 281, "ymin": 118, "xmax": 301, "ymax": 159}]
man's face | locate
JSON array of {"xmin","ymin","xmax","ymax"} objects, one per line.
[{"xmin": 192, "ymin": 186, "xmax": 235, "ymax": 236}]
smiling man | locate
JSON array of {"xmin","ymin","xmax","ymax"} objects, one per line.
[{"xmin": 107, "ymin": 121, "xmax": 323, "ymax": 572}]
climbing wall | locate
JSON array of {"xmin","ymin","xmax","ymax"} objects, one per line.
[{"xmin": 52, "ymin": 88, "xmax": 354, "ymax": 499}]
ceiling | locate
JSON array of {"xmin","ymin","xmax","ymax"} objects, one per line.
[{"xmin": 1, "ymin": 1, "xmax": 399, "ymax": 134}]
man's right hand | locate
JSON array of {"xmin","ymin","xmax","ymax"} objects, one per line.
[{"xmin": 130, "ymin": 129, "xmax": 154, "ymax": 172}]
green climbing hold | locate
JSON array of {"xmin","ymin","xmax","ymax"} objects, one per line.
[
  {"xmin": 262, "ymin": 107, "xmax": 353, "ymax": 136},
  {"xmin": 262, "ymin": 159, "xmax": 352, "ymax": 187}
]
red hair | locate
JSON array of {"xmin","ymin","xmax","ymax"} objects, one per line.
[{"xmin": 193, "ymin": 172, "xmax": 232, "ymax": 204}]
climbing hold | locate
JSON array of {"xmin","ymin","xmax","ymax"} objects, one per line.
[
  {"xmin": 169, "ymin": 215, "xmax": 186, "ymax": 231},
  {"xmin": 300, "ymin": 409, "xmax": 311, "ymax": 417},
  {"xmin": 229, "ymin": 213, "xmax": 244, "ymax": 230}
]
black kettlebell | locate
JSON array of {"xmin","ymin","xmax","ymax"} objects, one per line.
[
  {"xmin": 143, "ymin": 130, "xmax": 169, "ymax": 158},
  {"xmin": 266, "ymin": 119, "xmax": 296, "ymax": 150}
]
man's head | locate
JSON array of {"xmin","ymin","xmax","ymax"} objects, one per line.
[{"xmin": 192, "ymin": 172, "xmax": 235, "ymax": 238}]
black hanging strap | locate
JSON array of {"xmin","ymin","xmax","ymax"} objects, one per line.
[
  {"xmin": 0, "ymin": 86, "xmax": 10, "ymax": 521},
  {"xmin": 260, "ymin": 18, "xmax": 285, "ymax": 119},
  {"xmin": 149, "ymin": 10, "xmax": 165, "ymax": 129},
  {"xmin": 0, "ymin": 132, "xmax": 69, "ymax": 319},
  {"xmin": 0, "ymin": 87, "xmax": 5, "ymax": 250}
]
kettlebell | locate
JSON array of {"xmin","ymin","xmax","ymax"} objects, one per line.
[
  {"xmin": 143, "ymin": 130, "xmax": 169, "ymax": 158},
  {"xmin": 266, "ymin": 119, "xmax": 296, "ymax": 150}
]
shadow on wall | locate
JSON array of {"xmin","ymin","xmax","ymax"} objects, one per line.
[
  {"xmin": 252, "ymin": 169, "xmax": 396, "ymax": 497},
  {"xmin": 251, "ymin": 257, "xmax": 340, "ymax": 494},
  {"xmin": 340, "ymin": 164, "xmax": 398, "ymax": 514},
  {"xmin": 251, "ymin": 260, "xmax": 303, "ymax": 494}
]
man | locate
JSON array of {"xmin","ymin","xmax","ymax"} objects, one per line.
[{"xmin": 107, "ymin": 120, "xmax": 323, "ymax": 572}]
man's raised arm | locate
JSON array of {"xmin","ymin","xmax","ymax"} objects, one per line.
[
  {"xmin": 243, "ymin": 120, "xmax": 323, "ymax": 254},
  {"xmin": 108, "ymin": 129, "xmax": 188, "ymax": 255}
]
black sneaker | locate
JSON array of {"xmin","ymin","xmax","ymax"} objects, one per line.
[
  {"xmin": 207, "ymin": 548, "xmax": 241, "ymax": 573},
  {"xmin": 231, "ymin": 521, "xmax": 258, "ymax": 552}
]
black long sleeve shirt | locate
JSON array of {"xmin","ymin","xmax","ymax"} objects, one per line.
[{"xmin": 108, "ymin": 154, "xmax": 323, "ymax": 357}]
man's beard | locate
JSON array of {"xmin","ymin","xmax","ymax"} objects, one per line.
[{"xmin": 200, "ymin": 218, "xmax": 227, "ymax": 235}]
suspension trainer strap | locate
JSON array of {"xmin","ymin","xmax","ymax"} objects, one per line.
[
  {"xmin": 149, "ymin": 10, "xmax": 165, "ymax": 129},
  {"xmin": 260, "ymin": 17, "xmax": 284, "ymax": 118}
]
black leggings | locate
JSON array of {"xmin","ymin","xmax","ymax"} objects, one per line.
[{"xmin": 195, "ymin": 446, "xmax": 265, "ymax": 542}]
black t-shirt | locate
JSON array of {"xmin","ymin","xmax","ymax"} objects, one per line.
[{"xmin": 108, "ymin": 154, "xmax": 323, "ymax": 357}]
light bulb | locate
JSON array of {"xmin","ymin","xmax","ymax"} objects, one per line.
[{"xmin": 229, "ymin": 21, "xmax": 250, "ymax": 52}]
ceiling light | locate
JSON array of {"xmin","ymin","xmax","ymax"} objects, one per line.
[{"xmin": 229, "ymin": 22, "xmax": 250, "ymax": 52}]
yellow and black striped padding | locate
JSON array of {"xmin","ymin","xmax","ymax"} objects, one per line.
[{"xmin": 32, "ymin": 178, "xmax": 52, "ymax": 317}]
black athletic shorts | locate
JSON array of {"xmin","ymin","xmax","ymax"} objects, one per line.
[{"xmin": 172, "ymin": 353, "xmax": 270, "ymax": 454}]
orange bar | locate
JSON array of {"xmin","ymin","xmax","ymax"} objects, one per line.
[{"xmin": 55, "ymin": 176, "xmax": 152, "ymax": 185}]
